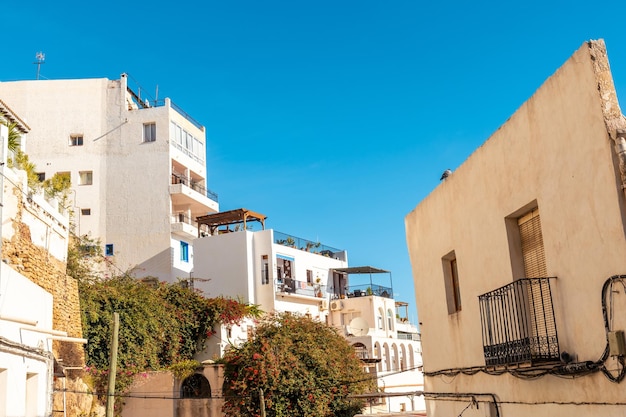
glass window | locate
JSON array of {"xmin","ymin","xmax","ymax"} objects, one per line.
[
  {"xmin": 105, "ymin": 244, "xmax": 114, "ymax": 256},
  {"xmin": 79, "ymin": 171, "xmax": 93, "ymax": 185},
  {"xmin": 180, "ymin": 241, "xmax": 189, "ymax": 262},
  {"xmin": 69, "ymin": 135, "xmax": 83, "ymax": 146},
  {"xmin": 143, "ymin": 122, "xmax": 156, "ymax": 142},
  {"xmin": 81, "ymin": 208, "xmax": 91, "ymax": 216}
]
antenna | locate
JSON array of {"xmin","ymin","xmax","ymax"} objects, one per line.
[{"xmin": 34, "ymin": 52, "xmax": 45, "ymax": 80}]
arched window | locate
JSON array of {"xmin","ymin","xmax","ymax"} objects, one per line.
[
  {"xmin": 181, "ymin": 373, "xmax": 211, "ymax": 398},
  {"xmin": 352, "ymin": 342, "xmax": 369, "ymax": 360},
  {"xmin": 377, "ymin": 307, "xmax": 385, "ymax": 330},
  {"xmin": 387, "ymin": 309, "xmax": 394, "ymax": 331},
  {"xmin": 391, "ymin": 344, "xmax": 398, "ymax": 371}
]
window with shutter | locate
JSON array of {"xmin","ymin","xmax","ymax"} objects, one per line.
[{"xmin": 518, "ymin": 209, "xmax": 547, "ymax": 278}]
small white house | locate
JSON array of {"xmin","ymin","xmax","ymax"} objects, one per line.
[{"xmin": 192, "ymin": 208, "xmax": 425, "ymax": 414}]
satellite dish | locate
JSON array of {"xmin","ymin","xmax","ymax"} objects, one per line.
[{"xmin": 348, "ymin": 317, "xmax": 369, "ymax": 337}]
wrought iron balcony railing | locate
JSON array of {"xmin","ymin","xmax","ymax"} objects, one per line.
[{"xmin": 479, "ymin": 277, "xmax": 559, "ymax": 366}]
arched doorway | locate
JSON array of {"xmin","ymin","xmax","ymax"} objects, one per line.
[{"xmin": 181, "ymin": 373, "xmax": 211, "ymax": 398}]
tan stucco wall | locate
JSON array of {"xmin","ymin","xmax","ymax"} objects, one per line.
[
  {"xmin": 405, "ymin": 40, "xmax": 626, "ymax": 416},
  {"xmin": 123, "ymin": 366, "xmax": 225, "ymax": 417}
]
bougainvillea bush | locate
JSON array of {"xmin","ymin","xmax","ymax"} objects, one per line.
[
  {"xmin": 79, "ymin": 274, "xmax": 260, "ymax": 396},
  {"xmin": 222, "ymin": 312, "xmax": 373, "ymax": 417}
]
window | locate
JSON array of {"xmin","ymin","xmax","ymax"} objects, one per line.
[
  {"xmin": 442, "ymin": 251, "xmax": 461, "ymax": 314},
  {"xmin": 36, "ymin": 172, "xmax": 45, "ymax": 182},
  {"xmin": 180, "ymin": 241, "xmax": 189, "ymax": 262},
  {"xmin": 80, "ymin": 245, "xmax": 97, "ymax": 257},
  {"xmin": 306, "ymin": 269, "xmax": 313, "ymax": 285},
  {"xmin": 79, "ymin": 171, "xmax": 93, "ymax": 185},
  {"xmin": 518, "ymin": 208, "xmax": 547, "ymax": 278},
  {"xmin": 105, "ymin": 244, "xmax": 114, "ymax": 256},
  {"xmin": 81, "ymin": 208, "xmax": 91, "ymax": 216},
  {"xmin": 143, "ymin": 122, "xmax": 156, "ymax": 142},
  {"xmin": 261, "ymin": 255, "xmax": 269, "ymax": 285},
  {"xmin": 69, "ymin": 135, "xmax": 83, "ymax": 146},
  {"xmin": 506, "ymin": 203, "xmax": 547, "ymax": 280},
  {"xmin": 387, "ymin": 309, "xmax": 394, "ymax": 330}
]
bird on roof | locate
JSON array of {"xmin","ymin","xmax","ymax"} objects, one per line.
[{"xmin": 440, "ymin": 169, "xmax": 452, "ymax": 180}]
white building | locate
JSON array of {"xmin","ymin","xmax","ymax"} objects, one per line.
[
  {"xmin": 192, "ymin": 208, "xmax": 425, "ymax": 415},
  {"xmin": 0, "ymin": 75, "xmax": 218, "ymax": 281},
  {"xmin": 0, "ymin": 100, "xmax": 83, "ymax": 417}
]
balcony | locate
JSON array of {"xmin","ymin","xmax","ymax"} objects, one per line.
[
  {"xmin": 170, "ymin": 173, "xmax": 219, "ymax": 215},
  {"xmin": 346, "ymin": 284, "xmax": 393, "ymax": 299},
  {"xmin": 274, "ymin": 231, "xmax": 343, "ymax": 259},
  {"xmin": 171, "ymin": 213, "xmax": 204, "ymax": 237},
  {"xmin": 172, "ymin": 173, "xmax": 218, "ymax": 202},
  {"xmin": 479, "ymin": 277, "xmax": 560, "ymax": 367},
  {"xmin": 275, "ymin": 278, "xmax": 326, "ymax": 298}
]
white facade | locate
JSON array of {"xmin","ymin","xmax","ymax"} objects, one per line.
[
  {"xmin": 0, "ymin": 102, "xmax": 74, "ymax": 417},
  {"xmin": 0, "ymin": 264, "xmax": 55, "ymax": 417},
  {"xmin": 0, "ymin": 76, "xmax": 218, "ymax": 282},
  {"xmin": 192, "ymin": 216, "xmax": 425, "ymax": 414}
]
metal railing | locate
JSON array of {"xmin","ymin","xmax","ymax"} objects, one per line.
[
  {"xmin": 275, "ymin": 278, "xmax": 326, "ymax": 298},
  {"xmin": 170, "ymin": 140, "xmax": 205, "ymax": 165},
  {"xmin": 346, "ymin": 284, "xmax": 393, "ymax": 299},
  {"xmin": 172, "ymin": 213, "xmax": 196, "ymax": 226},
  {"xmin": 397, "ymin": 333, "xmax": 421, "ymax": 341},
  {"xmin": 171, "ymin": 173, "xmax": 218, "ymax": 203},
  {"xmin": 479, "ymin": 277, "xmax": 559, "ymax": 366},
  {"xmin": 171, "ymin": 101, "xmax": 203, "ymax": 130},
  {"xmin": 274, "ymin": 231, "xmax": 341, "ymax": 257}
]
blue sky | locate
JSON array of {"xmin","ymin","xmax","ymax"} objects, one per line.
[{"xmin": 3, "ymin": 1, "xmax": 626, "ymax": 322}]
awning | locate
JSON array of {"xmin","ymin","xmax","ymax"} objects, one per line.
[{"xmin": 333, "ymin": 266, "xmax": 389, "ymax": 274}]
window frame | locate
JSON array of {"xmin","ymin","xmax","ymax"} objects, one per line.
[
  {"xmin": 79, "ymin": 171, "xmax": 93, "ymax": 186},
  {"xmin": 506, "ymin": 201, "xmax": 547, "ymax": 280},
  {"xmin": 143, "ymin": 122, "xmax": 156, "ymax": 143},
  {"xmin": 442, "ymin": 250, "xmax": 462, "ymax": 314},
  {"xmin": 180, "ymin": 241, "xmax": 189, "ymax": 262},
  {"xmin": 69, "ymin": 134, "xmax": 84, "ymax": 146},
  {"xmin": 105, "ymin": 244, "xmax": 114, "ymax": 257}
]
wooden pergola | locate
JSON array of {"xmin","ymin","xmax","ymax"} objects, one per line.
[
  {"xmin": 0, "ymin": 99, "xmax": 30, "ymax": 133},
  {"xmin": 196, "ymin": 208, "xmax": 267, "ymax": 237}
]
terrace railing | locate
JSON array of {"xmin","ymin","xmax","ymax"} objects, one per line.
[
  {"xmin": 171, "ymin": 173, "xmax": 219, "ymax": 203},
  {"xmin": 479, "ymin": 277, "xmax": 559, "ymax": 366},
  {"xmin": 274, "ymin": 231, "xmax": 341, "ymax": 258}
]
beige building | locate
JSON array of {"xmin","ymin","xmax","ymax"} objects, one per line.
[
  {"xmin": 0, "ymin": 75, "xmax": 218, "ymax": 282},
  {"xmin": 405, "ymin": 40, "xmax": 626, "ymax": 416}
]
